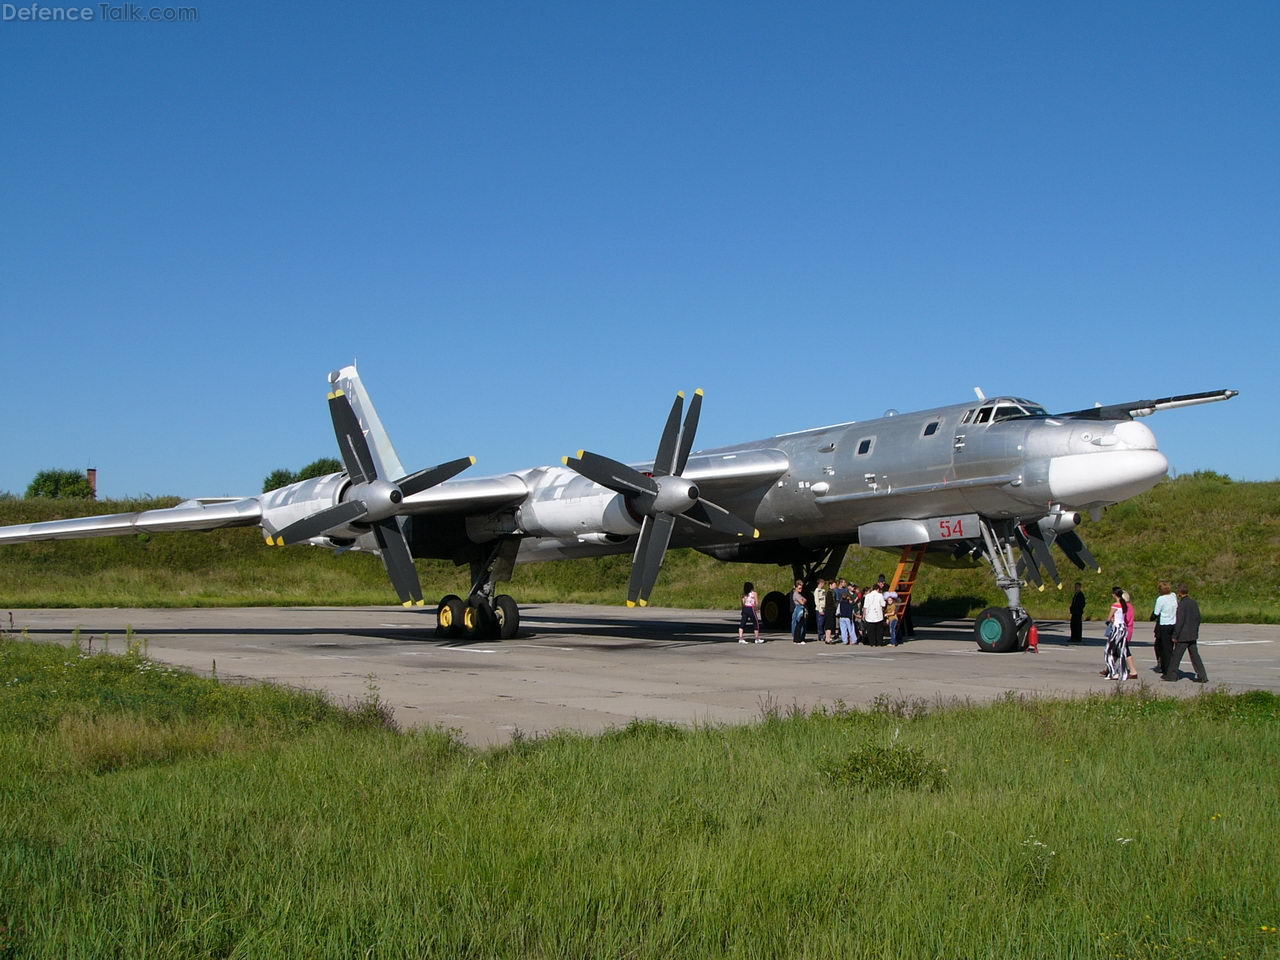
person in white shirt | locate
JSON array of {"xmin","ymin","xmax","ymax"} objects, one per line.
[
  {"xmin": 1151, "ymin": 580, "xmax": 1178, "ymax": 675},
  {"xmin": 862, "ymin": 583, "xmax": 887, "ymax": 646}
]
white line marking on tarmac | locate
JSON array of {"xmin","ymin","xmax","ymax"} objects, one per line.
[
  {"xmin": 448, "ymin": 648, "xmax": 498, "ymax": 654},
  {"xmin": 515, "ymin": 644, "xmax": 575, "ymax": 651},
  {"xmin": 1200, "ymin": 640, "xmax": 1274, "ymax": 646}
]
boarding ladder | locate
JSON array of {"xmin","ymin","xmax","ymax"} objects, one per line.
[{"xmin": 888, "ymin": 545, "xmax": 927, "ymax": 624}]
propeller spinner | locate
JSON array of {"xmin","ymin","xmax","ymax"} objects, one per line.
[
  {"xmin": 563, "ymin": 390, "xmax": 758, "ymax": 608},
  {"xmin": 270, "ymin": 389, "xmax": 475, "ymax": 607}
]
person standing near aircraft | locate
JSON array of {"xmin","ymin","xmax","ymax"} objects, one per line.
[
  {"xmin": 862, "ymin": 582, "xmax": 887, "ymax": 646},
  {"xmin": 1102, "ymin": 587, "xmax": 1131, "ymax": 680},
  {"xmin": 1152, "ymin": 581, "xmax": 1177, "ymax": 675},
  {"xmin": 1163, "ymin": 584, "xmax": 1208, "ymax": 683},
  {"xmin": 1069, "ymin": 582, "xmax": 1086, "ymax": 643},
  {"xmin": 739, "ymin": 582, "xmax": 762, "ymax": 644},
  {"xmin": 884, "ymin": 591, "xmax": 900, "ymax": 646},
  {"xmin": 836, "ymin": 582, "xmax": 857, "ymax": 645},
  {"xmin": 814, "ymin": 579, "xmax": 833, "ymax": 644},
  {"xmin": 790, "ymin": 580, "xmax": 809, "ymax": 644},
  {"xmin": 1121, "ymin": 590, "xmax": 1138, "ymax": 679}
]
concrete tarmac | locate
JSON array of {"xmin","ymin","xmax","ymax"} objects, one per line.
[{"xmin": 11, "ymin": 605, "xmax": 1280, "ymax": 746}]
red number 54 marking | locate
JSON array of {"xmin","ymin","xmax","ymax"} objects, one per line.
[{"xmin": 939, "ymin": 518, "xmax": 965, "ymax": 538}]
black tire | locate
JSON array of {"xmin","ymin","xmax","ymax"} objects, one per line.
[
  {"xmin": 436, "ymin": 595, "xmax": 465, "ymax": 638},
  {"xmin": 974, "ymin": 606, "xmax": 1019, "ymax": 653},
  {"xmin": 494, "ymin": 594, "xmax": 520, "ymax": 640},
  {"xmin": 461, "ymin": 601, "xmax": 496, "ymax": 640},
  {"xmin": 761, "ymin": 591, "xmax": 789, "ymax": 630}
]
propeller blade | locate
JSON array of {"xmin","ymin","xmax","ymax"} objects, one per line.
[
  {"xmin": 652, "ymin": 393, "xmax": 685, "ymax": 477},
  {"xmin": 1056, "ymin": 530, "xmax": 1101, "ymax": 572},
  {"xmin": 674, "ymin": 389, "xmax": 703, "ymax": 475},
  {"xmin": 563, "ymin": 451, "xmax": 659, "ymax": 497},
  {"xmin": 328, "ymin": 390, "xmax": 378, "ymax": 484},
  {"xmin": 1013, "ymin": 545, "xmax": 1044, "ymax": 591},
  {"xmin": 275, "ymin": 499, "xmax": 369, "ymax": 545},
  {"xmin": 372, "ymin": 517, "xmax": 425, "ymax": 606},
  {"xmin": 627, "ymin": 512, "xmax": 675, "ymax": 607},
  {"xmin": 683, "ymin": 498, "xmax": 758, "ymax": 539},
  {"xmin": 397, "ymin": 456, "xmax": 476, "ymax": 498},
  {"xmin": 1023, "ymin": 522, "xmax": 1062, "ymax": 587}
]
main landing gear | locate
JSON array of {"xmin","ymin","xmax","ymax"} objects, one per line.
[
  {"xmin": 434, "ymin": 538, "xmax": 522, "ymax": 641},
  {"xmin": 973, "ymin": 519, "xmax": 1033, "ymax": 653}
]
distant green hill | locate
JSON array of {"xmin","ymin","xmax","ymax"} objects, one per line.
[{"xmin": 1, "ymin": 474, "xmax": 1275, "ymax": 622}]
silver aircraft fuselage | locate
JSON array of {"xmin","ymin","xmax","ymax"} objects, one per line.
[{"xmin": 509, "ymin": 396, "xmax": 1167, "ymax": 563}]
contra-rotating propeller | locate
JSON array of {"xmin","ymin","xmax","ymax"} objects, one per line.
[
  {"xmin": 562, "ymin": 389, "xmax": 758, "ymax": 608},
  {"xmin": 269, "ymin": 388, "xmax": 475, "ymax": 607}
]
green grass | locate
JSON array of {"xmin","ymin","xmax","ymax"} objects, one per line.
[
  {"xmin": 1, "ymin": 473, "xmax": 1277, "ymax": 622},
  {"xmin": 2, "ymin": 632, "xmax": 1278, "ymax": 959}
]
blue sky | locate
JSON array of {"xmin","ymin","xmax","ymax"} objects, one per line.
[{"xmin": 2, "ymin": 0, "xmax": 1276, "ymax": 498}]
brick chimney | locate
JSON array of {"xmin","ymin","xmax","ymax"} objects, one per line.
[{"xmin": 86, "ymin": 468, "xmax": 97, "ymax": 500}]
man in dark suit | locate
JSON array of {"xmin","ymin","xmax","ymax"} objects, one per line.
[
  {"xmin": 1069, "ymin": 582, "xmax": 1086, "ymax": 642},
  {"xmin": 1162, "ymin": 583, "xmax": 1208, "ymax": 683}
]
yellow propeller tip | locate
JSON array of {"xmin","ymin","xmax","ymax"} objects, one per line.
[
  {"xmin": 752, "ymin": 529, "xmax": 760, "ymax": 539},
  {"xmin": 638, "ymin": 599, "xmax": 648, "ymax": 608},
  {"xmin": 415, "ymin": 599, "xmax": 426, "ymax": 606},
  {"xmin": 402, "ymin": 600, "xmax": 414, "ymax": 608},
  {"xmin": 275, "ymin": 536, "xmax": 285, "ymax": 546},
  {"xmin": 330, "ymin": 389, "xmax": 345, "ymax": 398},
  {"xmin": 468, "ymin": 456, "xmax": 476, "ymax": 465},
  {"xmin": 626, "ymin": 601, "xmax": 636, "ymax": 608},
  {"xmin": 676, "ymin": 390, "xmax": 685, "ymax": 399},
  {"xmin": 1038, "ymin": 585, "xmax": 1045, "ymax": 592},
  {"xmin": 694, "ymin": 388, "xmax": 704, "ymax": 396},
  {"xmin": 577, "ymin": 450, "xmax": 585, "ymax": 459},
  {"xmin": 561, "ymin": 456, "xmax": 569, "ymax": 465}
]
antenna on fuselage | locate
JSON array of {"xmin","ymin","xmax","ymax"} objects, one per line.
[{"xmin": 973, "ymin": 387, "xmax": 986, "ymax": 401}]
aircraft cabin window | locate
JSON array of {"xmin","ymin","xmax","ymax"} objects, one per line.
[
  {"xmin": 857, "ymin": 438, "xmax": 873, "ymax": 456},
  {"xmin": 922, "ymin": 421, "xmax": 940, "ymax": 437},
  {"xmin": 961, "ymin": 409, "xmax": 975, "ymax": 425},
  {"xmin": 992, "ymin": 405, "xmax": 1024, "ymax": 422},
  {"xmin": 974, "ymin": 407, "xmax": 993, "ymax": 424}
]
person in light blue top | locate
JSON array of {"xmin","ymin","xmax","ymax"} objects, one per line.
[{"xmin": 1151, "ymin": 580, "xmax": 1178, "ymax": 675}]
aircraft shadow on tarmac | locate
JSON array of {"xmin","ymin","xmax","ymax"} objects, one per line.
[{"xmin": 17, "ymin": 614, "xmax": 1111, "ymax": 651}]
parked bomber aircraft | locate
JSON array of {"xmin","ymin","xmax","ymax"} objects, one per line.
[{"xmin": 0, "ymin": 366, "xmax": 1236, "ymax": 651}]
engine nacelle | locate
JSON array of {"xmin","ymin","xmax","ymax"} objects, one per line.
[
  {"xmin": 516, "ymin": 487, "xmax": 641, "ymax": 539},
  {"xmin": 258, "ymin": 473, "xmax": 350, "ymax": 539}
]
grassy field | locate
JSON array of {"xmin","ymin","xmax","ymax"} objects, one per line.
[
  {"xmin": 1, "ymin": 632, "xmax": 1277, "ymax": 959},
  {"xmin": 1, "ymin": 473, "xmax": 1276, "ymax": 622}
]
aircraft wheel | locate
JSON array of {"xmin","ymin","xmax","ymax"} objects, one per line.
[
  {"xmin": 974, "ymin": 606, "xmax": 1019, "ymax": 653},
  {"xmin": 761, "ymin": 591, "xmax": 789, "ymax": 630},
  {"xmin": 461, "ymin": 601, "xmax": 495, "ymax": 640},
  {"xmin": 436, "ymin": 595, "xmax": 465, "ymax": 638},
  {"xmin": 493, "ymin": 594, "xmax": 520, "ymax": 640}
]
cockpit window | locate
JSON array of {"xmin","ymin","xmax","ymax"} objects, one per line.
[
  {"xmin": 992, "ymin": 404, "xmax": 1024, "ymax": 422},
  {"xmin": 961, "ymin": 409, "xmax": 974, "ymax": 425},
  {"xmin": 974, "ymin": 406, "xmax": 992, "ymax": 424}
]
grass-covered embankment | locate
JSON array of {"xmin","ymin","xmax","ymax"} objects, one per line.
[
  {"xmin": 0, "ymin": 473, "xmax": 1275, "ymax": 621},
  {"xmin": 2, "ymin": 632, "xmax": 1278, "ymax": 959}
]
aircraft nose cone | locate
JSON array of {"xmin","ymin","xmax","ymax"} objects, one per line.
[{"xmin": 1048, "ymin": 449, "xmax": 1168, "ymax": 507}]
